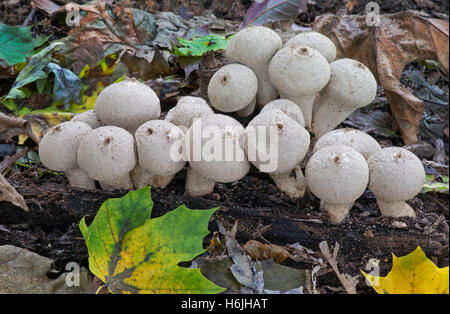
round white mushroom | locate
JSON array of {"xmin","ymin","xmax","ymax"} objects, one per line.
[
  {"xmin": 164, "ymin": 96, "xmax": 213, "ymax": 132},
  {"xmin": 134, "ymin": 120, "xmax": 186, "ymax": 188},
  {"xmin": 306, "ymin": 145, "xmax": 369, "ymax": 223},
  {"xmin": 184, "ymin": 114, "xmax": 250, "ymax": 196},
  {"xmin": 226, "ymin": 26, "xmax": 282, "ymax": 107},
  {"xmin": 312, "ymin": 58, "xmax": 377, "ymax": 138},
  {"xmin": 39, "ymin": 121, "xmax": 95, "ymax": 189},
  {"xmin": 245, "ymin": 109, "xmax": 310, "ymax": 198},
  {"xmin": 208, "ymin": 64, "xmax": 258, "ymax": 117},
  {"xmin": 367, "ymin": 147, "xmax": 425, "ymax": 218},
  {"xmin": 71, "ymin": 110, "xmax": 103, "ymax": 129},
  {"xmin": 95, "ymin": 78, "xmax": 161, "ymax": 134},
  {"xmin": 313, "ymin": 128, "xmax": 381, "ymax": 160},
  {"xmin": 77, "ymin": 126, "xmax": 136, "ymax": 190},
  {"xmin": 284, "ymin": 31, "xmax": 337, "ymax": 63},
  {"xmin": 268, "ymin": 45, "xmax": 331, "ymax": 129},
  {"xmin": 260, "ymin": 99, "xmax": 306, "ymax": 127}
]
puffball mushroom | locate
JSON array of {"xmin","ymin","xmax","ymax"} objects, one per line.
[
  {"xmin": 312, "ymin": 58, "xmax": 377, "ymax": 138},
  {"xmin": 134, "ymin": 120, "xmax": 186, "ymax": 188},
  {"xmin": 208, "ymin": 64, "xmax": 258, "ymax": 117},
  {"xmin": 268, "ymin": 45, "xmax": 330, "ymax": 129},
  {"xmin": 306, "ymin": 145, "xmax": 369, "ymax": 223},
  {"xmin": 367, "ymin": 147, "xmax": 425, "ymax": 218},
  {"xmin": 71, "ymin": 110, "xmax": 103, "ymax": 129},
  {"xmin": 284, "ymin": 31, "xmax": 337, "ymax": 63},
  {"xmin": 245, "ymin": 109, "xmax": 310, "ymax": 198},
  {"xmin": 260, "ymin": 99, "xmax": 306, "ymax": 127},
  {"xmin": 313, "ymin": 128, "xmax": 381, "ymax": 160},
  {"xmin": 77, "ymin": 126, "xmax": 136, "ymax": 190},
  {"xmin": 164, "ymin": 96, "xmax": 213, "ymax": 131},
  {"xmin": 184, "ymin": 114, "xmax": 250, "ymax": 197},
  {"xmin": 39, "ymin": 121, "xmax": 95, "ymax": 189},
  {"xmin": 226, "ymin": 26, "xmax": 282, "ymax": 107},
  {"xmin": 95, "ymin": 78, "xmax": 161, "ymax": 134}
]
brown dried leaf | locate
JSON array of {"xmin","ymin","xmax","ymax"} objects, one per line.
[
  {"xmin": 313, "ymin": 10, "xmax": 449, "ymax": 144},
  {"xmin": 32, "ymin": 0, "xmax": 60, "ymax": 15},
  {"xmin": 243, "ymin": 240, "xmax": 289, "ymax": 264},
  {"xmin": 0, "ymin": 174, "xmax": 29, "ymax": 212},
  {"xmin": 0, "ymin": 112, "xmax": 40, "ymax": 144}
]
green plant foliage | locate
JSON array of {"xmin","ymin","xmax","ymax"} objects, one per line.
[
  {"xmin": 0, "ymin": 23, "xmax": 47, "ymax": 67},
  {"xmin": 423, "ymin": 174, "xmax": 449, "ymax": 194},
  {"xmin": 80, "ymin": 187, "xmax": 224, "ymax": 294},
  {"xmin": 174, "ymin": 35, "xmax": 232, "ymax": 57}
]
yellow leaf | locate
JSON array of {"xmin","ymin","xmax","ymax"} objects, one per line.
[{"xmin": 362, "ymin": 247, "xmax": 449, "ymax": 294}]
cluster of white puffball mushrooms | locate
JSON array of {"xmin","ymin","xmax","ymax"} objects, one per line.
[{"xmin": 38, "ymin": 26, "xmax": 426, "ymax": 224}]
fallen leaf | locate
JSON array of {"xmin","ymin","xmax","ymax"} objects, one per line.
[
  {"xmin": 32, "ymin": 0, "xmax": 60, "ymax": 15},
  {"xmin": 0, "ymin": 112, "xmax": 40, "ymax": 144},
  {"xmin": 362, "ymin": 246, "xmax": 449, "ymax": 294},
  {"xmin": 80, "ymin": 187, "xmax": 224, "ymax": 294},
  {"xmin": 0, "ymin": 245, "xmax": 91, "ymax": 293},
  {"xmin": 313, "ymin": 11, "xmax": 449, "ymax": 144},
  {"xmin": 174, "ymin": 35, "xmax": 232, "ymax": 57},
  {"xmin": 422, "ymin": 174, "xmax": 449, "ymax": 194},
  {"xmin": 0, "ymin": 173, "xmax": 29, "ymax": 211},
  {"xmin": 0, "ymin": 22, "xmax": 47, "ymax": 67},
  {"xmin": 242, "ymin": 0, "xmax": 308, "ymax": 27},
  {"xmin": 4, "ymin": 42, "xmax": 64, "ymax": 103},
  {"xmin": 319, "ymin": 241, "xmax": 359, "ymax": 294},
  {"xmin": 243, "ymin": 240, "xmax": 289, "ymax": 263}
]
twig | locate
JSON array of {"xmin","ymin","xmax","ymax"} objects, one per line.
[
  {"xmin": 22, "ymin": 7, "xmax": 37, "ymax": 27},
  {"xmin": 0, "ymin": 147, "xmax": 31, "ymax": 175}
]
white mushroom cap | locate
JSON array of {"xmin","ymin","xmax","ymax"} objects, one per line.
[
  {"xmin": 260, "ymin": 99, "xmax": 306, "ymax": 127},
  {"xmin": 135, "ymin": 120, "xmax": 186, "ymax": 176},
  {"xmin": 39, "ymin": 121, "xmax": 92, "ymax": 172},
  {"xmin": 312, "ymin": 58, "xmax": 377, "ymax": 138},
  {"xmin": 245, "ymin": 109, "xmax": 310, "ymax": 175},
  {"xmin": 226, "ymin": 26, "xmax": 282, "ymax": 107},
  {"xmin": 367, "ymin": 147, "xmax": 425, "ymax": 218},
  {"xmin": 208, "ymin": 64, "xmax": 258, "ymax": 113},
  {"xmin": 268, "ymin": 45, "xmax": 330, "ymax": 128},
  {"xmin": 185, "ymin": 114, "xmax": 250, "ymax": 183},
  {"xmin": 95, "ymin": 78, "xmax": 161, "ymax": 133},
  {"xmin": 313, "ymin": 128, "xmax": 381, "ymax": 160},
  {"xmin": 306, "ymin": 145, "xmax": 369, "ymax": 223},
  {"xmin": 77, "ymin": 126, "xmax": 136, "ymax": 182},
  {"xmin": 284, "ymin": 31, "xmax": 336, "ymax": 63},
  {"xmin": 39, "ymin": 121, "xmax": 94, "ymax": 189},
  {"xmin": 164, "ymin": 96, "xmax": 213, "ymax": 130},
  {"xmin": 72, "ymin": 110, "xmax": 103, "ymax": 129}
]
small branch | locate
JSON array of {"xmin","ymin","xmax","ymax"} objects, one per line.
[
  {"xmin": 22, "ymin": 7, "xmax": 37, "ymax": 27},
  {"xmin": 0, "ymin": 147, "xmax": 32, "ymax": 175}
]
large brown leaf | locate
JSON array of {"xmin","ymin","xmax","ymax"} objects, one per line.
[{"xmin": 313, "ymin": 10, "xmax": 449, "ymax": 144}]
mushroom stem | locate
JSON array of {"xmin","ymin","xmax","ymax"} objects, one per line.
[
  {"xmin": 100, "ymin": 173, "xmax": 133, "ymax": 191},
  {"xmin": 237, "ymin": 97, "xmax": 256, "ymax": 117},
  {"xmin": 255, "ymin": 68, "xmax": 278, "ymax": 108},
  {"xmin": 312, "ymin": 99, "xmax": 356, "ymax": 138},
  {"xmin": 65, "ymin": 168, "xmax": 96, "ymax": 190},
  {"xmin": 150, "ymin": 174, "xmax": 175, "ymax": 188},
  {"xmin": 281, "ymin": 94, "xmax": 315, "ymax": 129},
  {"xmin": 270, "ymin": 165, "xmax": 306, "ymax": 199},
  {"xmin": 320, "ymin": 201, "xmax": 353, "ymax": 223},
  {"xmin": 131, "ymin": 164, "xmax": 153, "ymax": 189},
  {"xmin": 185, "ymin": 168, "xmax": 215, "ymax": 197},
  {"xmin": 377, "ymin": 199, "xmax": 416, "ymax": 218}
]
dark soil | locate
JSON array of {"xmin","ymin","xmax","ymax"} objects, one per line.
[{"xmin": 1, "ymin": 166, "xmax": 448, "ymax": 293}]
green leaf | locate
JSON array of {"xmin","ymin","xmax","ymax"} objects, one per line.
[
  {"xmin": 80, "ymin": 187, "xmax": 224, "ymax": 294},
  {"xmin": 174, "ymin": 35, "xmax": 232, "ymax": 57},
  {"xmin": 5, "ymin": 42, "xmax": 63, "ymax": 101},
  {"xmin": 46, "ymin": 62, "xmax": 82, "ymax": 107},
  {"xmin": 422, "ymin": 174, "xmax": 449, "ymax": 194},
  {"xmin": 0, "ymin": 22, "xmax": 47, "ymax": 66}
]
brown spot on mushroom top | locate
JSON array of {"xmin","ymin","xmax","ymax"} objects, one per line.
[
  {"xmin": 104, "ymin": 137, "xmax": 111, "ymax": 146},
  {"xmin": 52, "ymin": 125, "xmax": 62, "ymax": 134},
  {"xmin": 147, "ymin": 128, "xmax": 153, "ymax": 135},
  {"xmin": 275, "ymin": 122, "xmax": 284, "ymax": 130},
  {"xmin": 221, "ymin": 74, "xmax": 230, "ymax": 85},
  {"xmin": 333, "ymin": 155, "xmax": 341, "ymax": 165}
]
